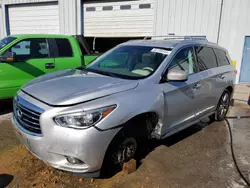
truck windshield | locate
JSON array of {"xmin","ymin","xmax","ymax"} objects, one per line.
[
  {"xmin": 0, "ymin": 37, "xmax": 16, "ymax": 50},
  {"xmin": 86, "ymin": 45, "xmax": 171, "ymax": 79}
]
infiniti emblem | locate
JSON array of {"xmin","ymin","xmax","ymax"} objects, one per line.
[{"xmin": 16, "ymin": 108, "xmax": 23, "ymax": 118}]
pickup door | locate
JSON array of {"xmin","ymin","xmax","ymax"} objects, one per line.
[
  {"xmin": 50, "ymin": 38, "xmax": 82, "ymax": 69},
  {"xmin": 0, "ymin": 38, "xmax": 56, "ymax": 99}
]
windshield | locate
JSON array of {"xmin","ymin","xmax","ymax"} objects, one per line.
[
  {"xmin": 0, "ymin": 37, "xmax": 16, "ymax": 50},
  {"xmin": 86, "ymin": 45, "xmax": 171, "ymax": 79}
]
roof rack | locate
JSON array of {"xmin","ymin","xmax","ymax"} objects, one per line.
[{"xmin": 143, "ymin": 35, "xmax": 208, "ymax": 41}]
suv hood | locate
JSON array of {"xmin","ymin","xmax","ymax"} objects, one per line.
[{"xmin": 22, "ymin": 69, "xmax": 139, "ymax": 106}]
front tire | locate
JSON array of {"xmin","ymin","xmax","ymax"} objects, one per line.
[
  {"xmin": 112, "ymin": 136, "xmax": 137, "ymax": 165},
  {"xmin": 215, "ymin": 89, "xmax": 231, "ymax": 121},
  {"xmin": 101, "ymin": 130, "xmax": 137, "ymax": 176}
]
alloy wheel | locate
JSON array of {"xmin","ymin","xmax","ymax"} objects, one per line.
[{"xmin": 217, "ymin": 92, "xmax": 230, "ymax": 120}]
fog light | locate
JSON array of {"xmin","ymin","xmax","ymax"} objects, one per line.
[{"xmin": 66, "ymin": 156, "xmax": 84, "ymax": 164}]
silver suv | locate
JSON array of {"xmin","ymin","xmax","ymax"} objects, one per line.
[{"xmin": 12, "ymin": 37, "xmax": 236, "ymax": 177}]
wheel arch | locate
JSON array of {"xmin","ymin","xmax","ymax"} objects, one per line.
[
  {"xmin": 111, "ymin": 111, "xmax": 160, "ymax": 140},
  {"xmin": 225, "ymin": 86, "xmax": 233, "ymax": 96}
]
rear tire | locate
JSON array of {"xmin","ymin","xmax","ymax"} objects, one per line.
[{"xmin": 215, "ymin": 89, "xmax": 231, "ymax": 121}]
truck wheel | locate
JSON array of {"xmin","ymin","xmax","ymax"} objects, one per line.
[{"xmin": 215, "ymin": 89, "xmax": 230, "ymax": 121}]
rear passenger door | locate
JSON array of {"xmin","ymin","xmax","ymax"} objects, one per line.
[
  {"xmin": 52, "ymin": 38, "xmax": 82, "ymax": 70},
  {"xmin": 214, "ymin": 48, "xmax": 234, "ymax": 92},
  {"xmin": 194, "ymin": 46, "xmax": 221, "ymax": 117}
]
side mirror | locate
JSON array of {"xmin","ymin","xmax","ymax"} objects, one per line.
[
  {"xmin": 166, "ymin": 69, "xmax": 188, "ymax": 82},
  {"xmin": 0, "ymin": 52, "xmax": 16, "ymax": 63}
]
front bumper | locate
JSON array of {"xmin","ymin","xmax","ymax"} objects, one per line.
[{"xmin": 11, "ymin": 94, "xmax": 121, "ymax": 175}]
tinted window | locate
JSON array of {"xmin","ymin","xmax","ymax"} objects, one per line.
[
  {"xmin": 55, "ymin": 39, "xmax": 73, "ymax": 57},
  {"xmin": 195, "ymin": 46, "xmax": 217, "ymax": 71},
  {"xmin": 169, "ymin": 47, "xmax": 197, "ymax": 75},
  {"xmin": 0, "ymin": 37, "xmax": 16, "ymax": 50},
  {"xmin": 214, "ymin": 49, "xmax": 230, "ymax": 66},
  {"xmin": 5, "ymin": 38, "xmax": 49, "ymax": 61},
  {"xmin": 226, "ymin": 54, "xmax": 232, "ymax": 65}
]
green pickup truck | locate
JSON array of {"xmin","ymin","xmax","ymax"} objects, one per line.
[{"xmin": 0, "ymin": 34, "xmax": 98, "ymax": 100}]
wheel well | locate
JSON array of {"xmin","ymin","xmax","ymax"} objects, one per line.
[
  {"xmin": 105, "ymin": 112, "xmax": 159, "ymax": 157},
  {"xmin": 122, "ymin": 112, "xmax": 159, "ymax": 138},
  {"xmin": 226, "ymin": 86, "xmax": 233, "ymax": 95},
  {"xmin": 101, "ymin": 112, "xmax": 159, "ymax": 175}
]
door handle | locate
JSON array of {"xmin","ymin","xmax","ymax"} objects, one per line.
[
  {"xmin": 219, "ymin": 74, "xmax": 225, "ymax": 79},
  {"xmin": 193, "ymin": 83, "xmax": 201, "ymax": 90},
  {"xmin": 45, "ymin": 63, "xmax": 55, "ymax": 69}
]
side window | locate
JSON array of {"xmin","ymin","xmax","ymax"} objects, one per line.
[
  {"xmin": 39, "ymin": 42, "xmax": 49, "ymax": 55},
  {"xmin": 11, "ymin": 41, "xmax": 30, "ymax": 55},
  {"xmin": 169, "ymin": 47, "xmax": 197, "ymax": 75},
  {"xmin": 195, "ymin": 46, "xmax": 217, "ymax": 71},
  {"xmin": 5, "ymin": 38, "xmax": 49, "ymax": 61},
  {"xmin": 214, "ymin": 49, "xmax": 230, "ymax": 66},
  {"xmin": 55, "ymin": 39, "xmax": 73, "ymax": 57}
]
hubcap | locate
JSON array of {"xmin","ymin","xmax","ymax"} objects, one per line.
[{"xmin": 218, "ymin": 93, "xmax": 229, "ymax": 117}]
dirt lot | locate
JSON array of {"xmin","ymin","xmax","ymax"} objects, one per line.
[{"xmin": 0, "ymin": 100, "xmax": 249, "ymax": 188}]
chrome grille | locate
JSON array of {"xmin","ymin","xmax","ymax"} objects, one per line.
[{"xmin": 14, "ymin": 99, "xmax": 42, "ymax": 135}]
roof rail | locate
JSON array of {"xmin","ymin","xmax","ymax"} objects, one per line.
[{"xmin": 143, "ymin": 35, "xmax": 208, "ymax": 41}]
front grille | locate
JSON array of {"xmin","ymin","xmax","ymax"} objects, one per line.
[{"xmin": 14, "ymin": 100, "xmax": 42, "ymax": 135}]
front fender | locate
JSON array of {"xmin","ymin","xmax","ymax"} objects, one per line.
[{"xmin": 94, "ymin": 87, "xmax": 165, "ymax": 133}]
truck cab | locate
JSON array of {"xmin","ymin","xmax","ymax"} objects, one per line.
[{"xmin": 0, "ymin": 34, "xmax": 98, "ymax": 100}]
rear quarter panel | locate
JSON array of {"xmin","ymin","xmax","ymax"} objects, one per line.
[{"xmin": 198, "ymin": 65, "xmax": 235, "ymax": 112}]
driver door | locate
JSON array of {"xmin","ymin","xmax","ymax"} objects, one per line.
[
  {"xmin": 0, "ymin": 38, "xmax": 55, "ymax": 99},
  {"xmin": 160, "ymin": 46, "xmax": 203, "ymax": 136}
]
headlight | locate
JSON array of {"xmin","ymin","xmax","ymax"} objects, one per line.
[{"xmin": 54, "ymin": 105, "xmax": 116, "ymax": 129}]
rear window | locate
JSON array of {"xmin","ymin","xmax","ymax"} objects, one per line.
[
  {"xmin": 214, "ymin": 49, "xmax": 230, "ymax": 66},
  {"xmin": 195, "ymin": 46, "xmax": 217, "ymax": 71},
  {"xmin": 55, "ymin": 39, "xmax": 73, "ymax": 57}
]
